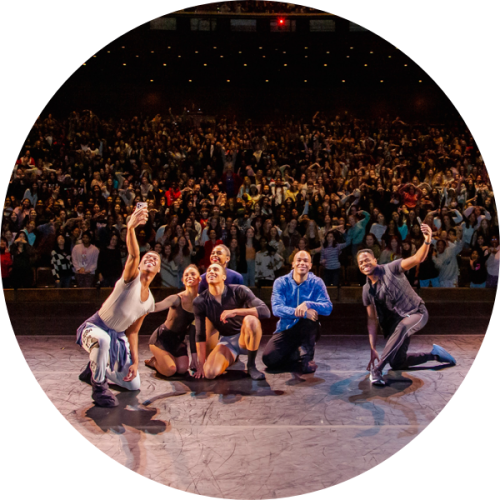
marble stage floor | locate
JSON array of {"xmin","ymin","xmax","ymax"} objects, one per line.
[{"xmin": 16, "ymin": 334, "xmax": 482, "ymax": 499}]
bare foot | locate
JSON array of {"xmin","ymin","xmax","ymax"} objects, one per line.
[{"xmin": 144, "ymin": 357, "xmax": 156, "ymax": 369}]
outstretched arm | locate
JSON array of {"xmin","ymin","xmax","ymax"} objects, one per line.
[
  {"xmin": 401, "ymin": 223, "xmax": 432, "ymax": 271},
  {"xmin": 154, "ymin": 294, "xmax": 181, "ymax": 313},
  {"xmin": 123, "ymin": 206, "xmax": 148, "ymax": 283}
]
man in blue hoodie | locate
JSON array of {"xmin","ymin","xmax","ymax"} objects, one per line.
[{"xmin": 263, "ymin": 251, "xmax": 333, "ymax": 373}]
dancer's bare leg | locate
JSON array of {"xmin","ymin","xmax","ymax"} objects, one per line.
[
  {"xmin": 146, "ymin": 345, "xmax": 189, "ymax": 377},
  {"xmin": 239, "ymin": 316, "xmax": 265, "ymax": 380},
  {"xmin": 204, "ymin": 345, "xmax": 234, "ymax": 380}
]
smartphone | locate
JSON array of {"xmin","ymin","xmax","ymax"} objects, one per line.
[{"xmin": 136, "ymin": 202, "xmax": 148, "ymax": 211}]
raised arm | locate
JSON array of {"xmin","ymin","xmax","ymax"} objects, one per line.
[
  {"xmin": 401, "ymin": 223, "xmax": 432, "ymax": 271},
  {"xmin": 123, "ymin": 206, "xmax": 148, "ymax": 283}
]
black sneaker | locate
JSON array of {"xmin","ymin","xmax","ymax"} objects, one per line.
[{"xmin": 91, "ymin": 377, "xmax": 118, "ymax": 407}]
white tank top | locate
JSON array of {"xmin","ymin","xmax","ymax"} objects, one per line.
[{"xmin": 98, "ymin": 274, "xmax": 155, "ymax": 332}]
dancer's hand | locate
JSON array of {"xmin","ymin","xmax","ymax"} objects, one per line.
[
  {"xmin": 366, "ymin": 349, "xmax": 380, "ymax": 371},
  {"xmin": 295, "ymin": 302, "xmax": 308, "ymax": 318},
  {"xmin": 193, "ymin": 365, "xmax": 205, "ymax": 379},
  {"xmin": 129, "ymin": 207, "xmax": 148, "ymax": 229},
  {"xmin": 220, "ymin": 310, "xmax": 237, "ymax": 323},
  {"xmin": 123, "ymin": 362, "xmax": 138, "ymax": 382},
  {"xmin": 305, "ymin": 309, "xmax": 318, "ymax": 321}
]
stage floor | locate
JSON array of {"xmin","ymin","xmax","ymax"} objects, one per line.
[{"xmin": 16, "ymin": 334, "xmax": 482, "ymax": 499}]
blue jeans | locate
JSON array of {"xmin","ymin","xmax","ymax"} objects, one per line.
[
  {"xmin": 419, "ymin": 277, "xmax": 440, "ymax": 288},
  {"xmin": 242, "ymin": 260, "xmax": 255, "ymax": 287},
  {"xmin": 470, "ymin": 282, "xmax": 486, "ymax": 288}
]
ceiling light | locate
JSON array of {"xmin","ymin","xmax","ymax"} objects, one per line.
[
  {"xmin": 227, "ymin": 80, "xmax": 230, "ymax": 82},
  {"xmin": 244, "ymin": 63, "xmax": 247, "ymax": 66},
  {"xmin": 259, "ymin": 46, "xmax": 263, "ymax": 49},
  {"xmin": 350, "ymin": 47, "xmax": 353, "ymax": 49},
  {"xmin": 204, "ymin": 63, "xmax": 207, "ymax": 66},
  {"xmin": 304, "ymin": 80, "xmax": 307, "ymax": 82},
  {"xmin": 324, "ymin": 64, "xmax": 327, "ymax": 66},
  {"xmin": 326, "ymin": 51, "xmax": 330, "ymax": 54},
  {"xmin": 305, "ymin": 47, "xmax": 308, "ymax": 49},
  {"xmin": 220, "ymin": 55, "xmax": 224, "ymax": 58},
  {"xmin": 284, "ymin": 64, "xmax": 287, "ymax": 66},
  {"xmin": 123, "ymin": 63, "xmax": 126, "ymax": 66},
  {"xmin": 151, "ymin": 51, "xmax": 154, "ymax": 53},
  {"xmin": 163, "ymin": 63, "xmax": 167, "ymax": 66},
  {"xmin": 380, "ymin": 80, "xmax": 384, "ymax": 83}
]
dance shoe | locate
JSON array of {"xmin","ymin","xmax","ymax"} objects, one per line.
[
  {"xmin": 431, "ymin": 344, "xmax": 457, "ymax": 365},
  {"xmin": 370, "ymin": 369, "xmax": 386, "ymax": 386},
  {"xmin": 91, "ymin": 377, "xmax": 118, "ymax": 407},
  {"xmin": 78, "ymin": 362, "xmax": 92, "ymax": 384}
]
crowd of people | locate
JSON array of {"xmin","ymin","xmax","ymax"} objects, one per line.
[
  {"xmin": 1, "ymin": 108, "xmax": 498, "ymax": 290},
  {"xmin": 183, "ymin": 2, "xmax": 321, "ymax": 14}
]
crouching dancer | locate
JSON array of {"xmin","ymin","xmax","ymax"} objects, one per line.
[
  {"xmin": 193, "ymin": 263, "xmax": 270, "ymax": 380},
  {"xmin": 76, "ymin": 206, "xmax": 160, "ymax": 407},
  {"xmin": 145, "ymin": 265, "xmax": 200, "ymax": 377},
  {"xmin": 358, "ymin": 223, "xmax": 456, "ymax": 386},
  {"xmin": 262, "ymin": 251, "xmax": 333, "ymax": 374}
]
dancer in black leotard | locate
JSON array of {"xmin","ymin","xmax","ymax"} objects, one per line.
[{"xmin": 145, "ymin": 265, "xmax": 200, "ymax": 377}]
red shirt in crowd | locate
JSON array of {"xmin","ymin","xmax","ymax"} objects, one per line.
[{"xmin": 1, "ymin": 252, "xmax": 13, "ymax": 278}]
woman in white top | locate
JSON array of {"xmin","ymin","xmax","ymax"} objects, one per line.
[{"xmin": 370, "ymin": 213, "xmax": 387, "ymax": 243}]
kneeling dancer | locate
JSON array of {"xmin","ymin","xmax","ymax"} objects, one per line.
[
  {"xmin": 146, "ymin": 265, "xmax": 200, "ymax": 376},
  {"xmin": 76, "ymin": 206, "xmax": 160, "ymax": 407},
  {"xmin": 262, "ymin": 251, "xmax": 333, "ymax": 373},
  {"xmin": 193, "ymin": 263, "xmax": 270, "ymax": 380},
  {"xmin": 358, "ymin": 223, "xmax": 456, "ymax": 386}
]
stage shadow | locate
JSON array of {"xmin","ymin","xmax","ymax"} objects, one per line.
[
  {"xmin": 151, "ymin": 369, "xmax": 285, "ymax": 404},
  {"xmin": 85, "ymin": 389, "xmax": 169, "ymax": 435},
  {"xmin": 329, "ymin": 371, "xmax": 423, "ymax": 438}
]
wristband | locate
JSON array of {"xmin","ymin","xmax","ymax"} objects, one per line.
[{"xmin": 424, "ymin": 241, "xmax": 431, "ymax": 245}]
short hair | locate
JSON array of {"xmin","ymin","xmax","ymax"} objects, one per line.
[
  {"xmin": 143, "ymin": 250, "xmax": 162, "ymax": 262},
  {"xmin": 448, "ymin": 228, "xmax": 457, "ymax": 236},
  {"xmin": 81, "ymin": 231, "xmax": 92, "ymax": 240},
  {"xmin": 356, "ymin": 248, "xmax": 375, "ymax": 263},
  {"xmin": 213, "ymin": 244, "xmax": 230, "ymax": 257},
  {"xmin": 208, "ymin": 262, "xmax": 227, "ymax": 276},
  {"xmin": 293, "ymin": 250, "xmax": 312, "ymax": 263}
]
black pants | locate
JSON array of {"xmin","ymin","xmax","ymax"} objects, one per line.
[
  {"xmin": 378, "ymin": 305, "xmax": 433, "ymax": 371},
  {"xmin": 323, "ymin": 268, "xmax": 340, "ymax": 287},
  {"xmin": 262, "ymin": 318, "xmax": 320, "ymax": 369}
]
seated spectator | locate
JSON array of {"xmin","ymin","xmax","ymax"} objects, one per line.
[
  {"xmin": 51, "ymin": 234, "xmax": 73, "ymax": 288},
  {"xmin": 0, "ymin": 236, "xmax": 13, "ymax": 288},
  {"xmin": 10, "ymin": 233, "xmax": 35, "ymax": 289},
  {"xmin": 242, "ymin": 226, "xmax": 257, "ymax": 286},
  {"xmin": 360, "ymin": 233, "xmax": 382, "ymax": 261},
  {"xmin": 71, "ymin": 231, "xmax": 99, "ymax": 288},
  {"xmin": 418, "ymin": 244, "xmax": 440, "ymax": 288},
  {"xmin": 160, "ymin": 244, "xmax": 178, "ymax": 288},
  {"xmin": 432, "ymin": 234, "xmax": 465, "ymax": 287},
  {"xmin": 320, "ymin": 230, "xmax": 350, "ymax": 287},
  {"xmin": 379, "ymin": 236, "xmax": 402, "ymax": 264},
  {"xmin": 97, "ymin": 234, "xmax": 123, "ymax": 287},
  {"xmin": 484, "ymin": 235, "xmax": 499, "ymax": 288},
  {"xmin": 469, "ymin": 250, "xmax": 487, "ymax": 288},
  {"xmin": 255, "ymin": 237, "xmax": 284, "ymax": 287}
]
